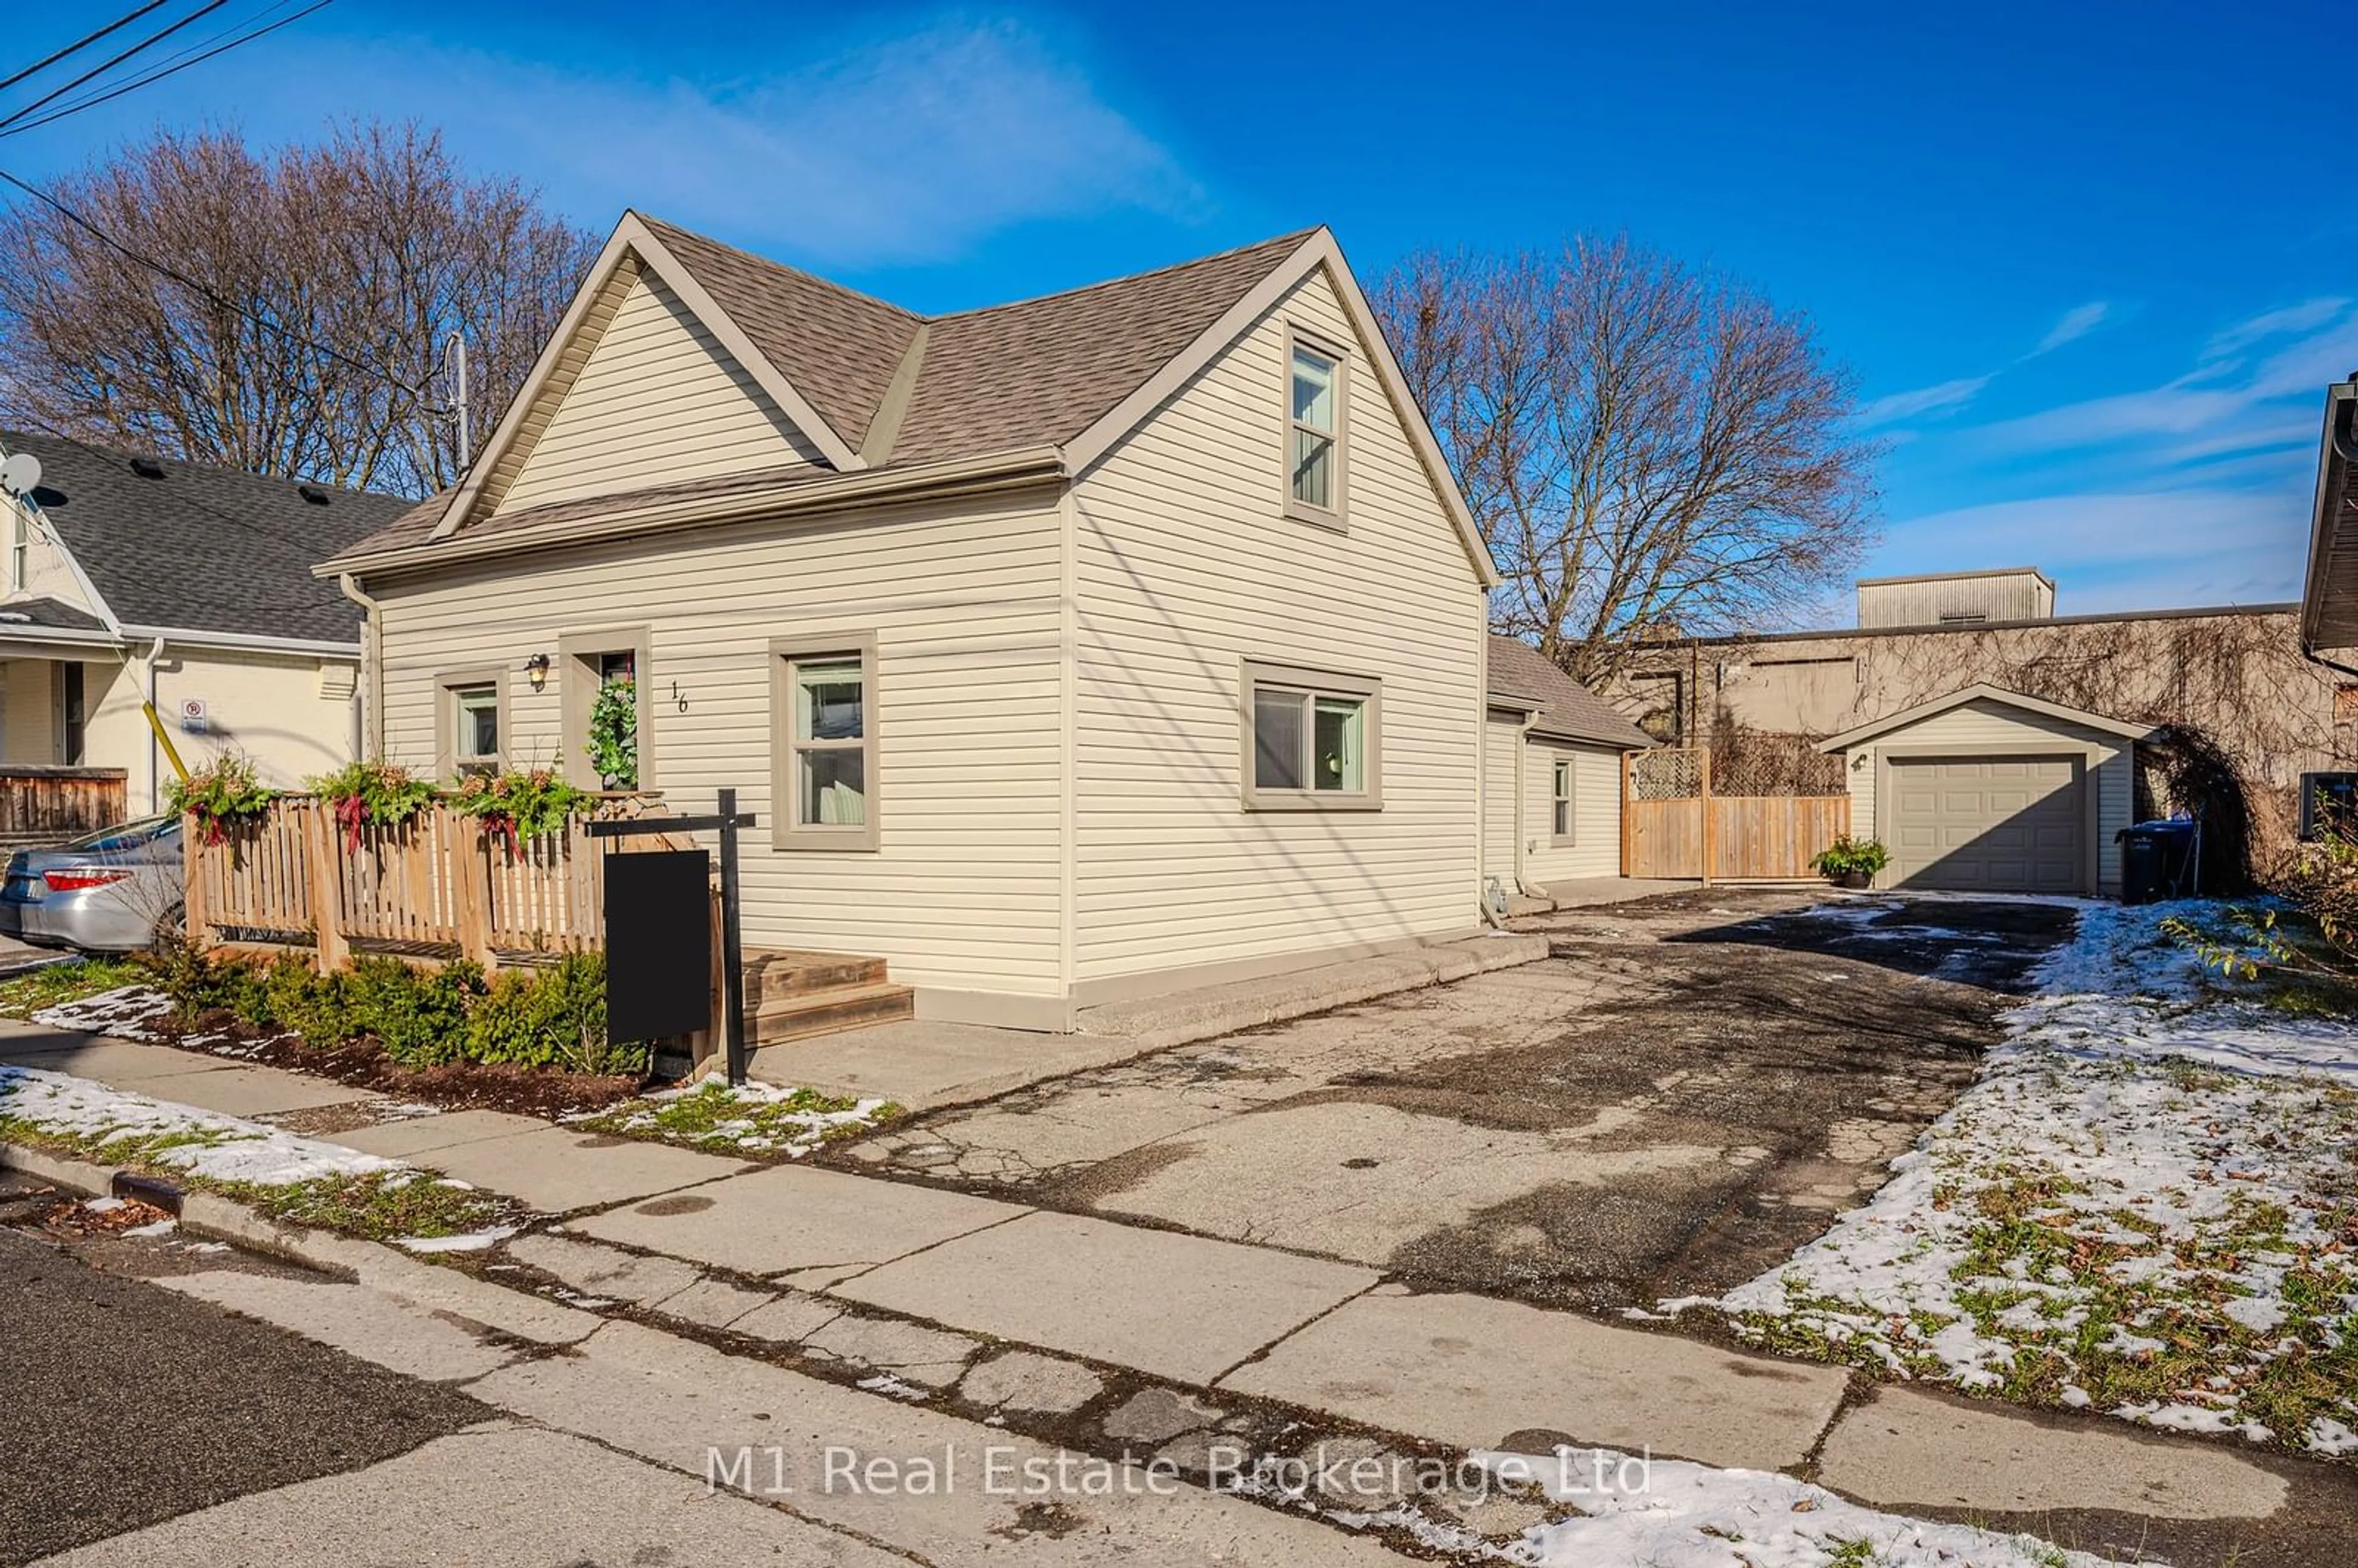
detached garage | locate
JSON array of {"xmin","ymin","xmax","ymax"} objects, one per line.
[{"xmin": 1818, "ymin": 684, "xmax": 2157, "ymax": 896}]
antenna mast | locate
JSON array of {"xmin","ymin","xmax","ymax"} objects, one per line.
[{"xmin": 443, "ymin": 331, "xmax": 471, "ymax": 471}]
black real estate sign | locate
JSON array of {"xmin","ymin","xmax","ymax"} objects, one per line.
[{"xmin": 602, "ymin": 848, "xmax": 713, "ymax": 1042}]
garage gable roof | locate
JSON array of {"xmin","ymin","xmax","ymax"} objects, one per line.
[{"xmin": 1816, "ymin": 683, "xmax": 2158, "ymax": 753}]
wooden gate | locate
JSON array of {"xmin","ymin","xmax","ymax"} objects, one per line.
[{"xmin": 1621, "ymin": 747, "xmax": 1850, "ymax": 881}]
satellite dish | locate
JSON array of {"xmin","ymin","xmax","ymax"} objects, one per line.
[{"xmin": 0, "ymin": 452, "xmax": 40, "ymax": 499}]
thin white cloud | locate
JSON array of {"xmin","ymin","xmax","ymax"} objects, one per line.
[
  {"xmin": 1854, "ymin": 375, "xmax": 1991, "ymax": 428},
  {"xmin": 1974, "ymin": 305, "xmax": 2358, "ymax": 457},
  {"xmin": 229, "ymin": 19, "xmax": 1202, "ymax": 269},
  {"xmin": 2033, "ymin": 301, "xmax": 2110, "ymax": 355},
  {"xmin": 2203, "ymin": 297, "xmax": 2351, "ymax": 362}
]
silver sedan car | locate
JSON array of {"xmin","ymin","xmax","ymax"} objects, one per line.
[{"xmin": 0, "ymin": 815, "xmax": 185, "ymax": 953}]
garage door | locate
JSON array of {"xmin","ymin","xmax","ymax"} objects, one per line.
[{"xmin": 1887, "ymin": 756, "xmax": 2084, "ymax": 892}]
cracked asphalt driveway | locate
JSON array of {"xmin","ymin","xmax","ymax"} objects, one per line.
[{"xmin": 838, "ymin": 890, "xmax": 2078, "ymax": 1314}]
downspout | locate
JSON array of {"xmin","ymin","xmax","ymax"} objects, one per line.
[
  {"xmin": 338, "ymin": 573, "xmax": 384, "ymax": 760},
  {"xmin": 1514, "ymin": 711, "xmax": 1544, "ymax": 898}
]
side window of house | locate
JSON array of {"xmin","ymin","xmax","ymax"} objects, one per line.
[
  {"xmin": 1552, "ymin": 758, "xmax": 1574, "ymax": 842},
  {"xmin": 449, "ymin": 680, "xmax": 500, "ymax": 774},
  {"xmin": 1286, "ymin": 330, "xmax": 1345, "ymax": 522},
  {"xmin": 1242, "ymin": 662, "xmax": 1380, "ymax": 809},
  {"xmin": 773, "ymin": 637, "xmax": 877, "ymax": 850}
]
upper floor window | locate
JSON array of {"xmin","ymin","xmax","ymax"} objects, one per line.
[{"xmin": 1286, "ymin": 328, "xmax": 1345, "ymax": 523}]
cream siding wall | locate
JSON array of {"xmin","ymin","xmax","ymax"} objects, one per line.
[
  {"xmin": 0, "ymin": 659, "xmax": 55, "ymax": 763},
  {"xmin": 85, "ymin": 648, "xmax": 358, "ymax": 813},
  {"xmin": 492, "ymin": 271, "xmax": 823, "ymax": 518},
  {"xmin": 370, "ymin": 493, "xmax": 1068, "ymax": 1006},
  {"xmin": 1841, "ymin": 697, "xmax": 2133, "ymax": 895},
  {"xmin": 1523, "ymin": 742, "xmax": 1621, "ymax": 884},
  {"xmin": 1069, "ymin": 267, "xmax": 1487, "ymax": 989},
  {"xmin": 1482, "ymin": 713, "xmax": 1522, "ymax": 890}
]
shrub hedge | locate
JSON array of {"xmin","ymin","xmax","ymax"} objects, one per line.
[{"xmin": 147, "ymin": 944, "xmax": 646, "ymax": 1077}]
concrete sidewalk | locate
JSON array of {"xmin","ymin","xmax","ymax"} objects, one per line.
[{"xmin": 4, "ymin": 1015, "xmax": 2340, "ymax": 1566}]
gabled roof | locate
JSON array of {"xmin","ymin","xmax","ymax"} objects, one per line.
[
  {"xmin": 1816, "ymin": 683, "xmax": 2160, "ymax": 752},
  {"xmin": 324, "ymin": 215, "xmax": 1495, "ymax": 588},
  {"xmin": 2301, "ymin": 376, "xmax": 2358, "ymax": 653},
  {"xmin": 2, "ymin": 431, "xmax": 407, "ymax": 645},
  {"xmin": 1486, "ymin": 635, "xmax": 1654, "ymax": 749}
]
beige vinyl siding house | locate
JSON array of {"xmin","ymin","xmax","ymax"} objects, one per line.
[
  {"xmin": 0, "ymin": 433, "xmax": 400, "ymax": 812},
  {"xmin": 1819, "ymin": 685, "xmax": 2155, "ymax": 896},
  {"xmin": 324, "ymin": 214, "xmax": 1500, "ymax": 1030},
  {"xmin": 1070, "ymin": 268, "xmax": 1486, "ymax": 998},
  {"xmin": 1481, "ymin": 635, "xmax": 1653, "ymax": 898}
]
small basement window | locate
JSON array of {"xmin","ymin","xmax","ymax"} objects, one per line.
[
  {"xmin": 1285, "ymin": 328, "xmax": 1346, "ymax": 523},
  {"xmin": 1242, "ymin": 662, "xmax": 1380, "ymax": 810}
]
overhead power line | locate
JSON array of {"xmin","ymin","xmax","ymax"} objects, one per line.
[
  {"xmin": 0, "ymin": 1, "xmax": 175, "ymax": 93},
  {"xmin": 0, "ymin": 1, "xmax": 337, "ymax": 139},
  {"xmin": 0, "ymin": 166, "xmax": 422, "ymax": 396},
  {"xmin": 0, "ymin": 1, "xmax": 232, "ymax": 133}
]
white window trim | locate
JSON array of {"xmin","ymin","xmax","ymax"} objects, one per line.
[
  {"xmin": 1551, "ymin": 755, "xmax": 1576, "ymax": 845},
  {"xmin": 435, "ymin": 668, "xmax": 508, "ymax": 778},
  {"xmin": 1239, "ymin": 659, "xmax": 1382, "ymax": 811},
  {"xmin": 770, "ymin": 632, "xmax": 879, "ymax": 852},
  {"xmin": 1283, "ymin": 324, "xmax": 1348, "ymax": 529}
]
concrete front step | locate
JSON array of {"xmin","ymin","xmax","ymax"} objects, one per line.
[{"xmin": 750, "ymin": 979, "xmax": 915, "ymax": 1047}]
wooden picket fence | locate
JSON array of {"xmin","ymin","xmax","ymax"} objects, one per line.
[
  {"xmin": 1622, "ymin": 748, "xmax": 1850, "ymax": 882},
  {"xmin": 183, "ymin": 794, "xmax": 695, "ymax": 971}
]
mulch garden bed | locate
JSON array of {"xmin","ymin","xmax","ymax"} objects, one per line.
[{"xmin": 131, "ymin": 1005, "xmax": 648, "ymax": 1120}]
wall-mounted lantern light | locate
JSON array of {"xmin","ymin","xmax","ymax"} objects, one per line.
[{"xmin": 525, "ymin": 652, "xmax": 551, "ymax": 693}]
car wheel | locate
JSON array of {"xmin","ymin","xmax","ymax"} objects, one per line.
[{"xmin": 149, "ymin": 904, "xmax": 188, "ymax": 953}]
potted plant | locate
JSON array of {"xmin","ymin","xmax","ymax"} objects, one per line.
[{"xmin": 1811, "ymin": 835, "xmax": 1889, "ymax": 890}]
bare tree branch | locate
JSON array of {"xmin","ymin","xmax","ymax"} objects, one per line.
[
  {"xmin": 0, "ymin": 120, "xmax": 595, "ymax": 497},
  {"xmin": 1377, "ymin": 237, "xmax": 1881, "ymax": 686}
]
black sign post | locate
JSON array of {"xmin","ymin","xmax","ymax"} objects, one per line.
[{"xmin": 589, "ymin": 788, "xmax": 758, "ymax": 1086}]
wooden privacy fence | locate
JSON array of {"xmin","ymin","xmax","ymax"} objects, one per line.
[
  {"xmin": 0, "ymin": 766, "xmax": 128, "ymax": 849},
  {"xmin": 1621, "ymin": 747, "xmax": 1850, "ymax": 882},
  {"xmin": 184, "ymin": 794, "xmax": 698, "ymax": 971}
]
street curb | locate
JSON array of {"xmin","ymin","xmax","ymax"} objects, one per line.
[
  {"xmin": 0, "ymin": 1140, "xmax": 122, "ymax": 1197},
  {"xmin": 0, "ymin": 1134, "xmax": 601, "ymax": 1346}
]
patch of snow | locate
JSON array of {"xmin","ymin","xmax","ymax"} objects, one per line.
[
  {"xmin": 1676, "ymin": 899, "xmax": 2358, "ymax": 1451},
  {"xmin": 124, "ymin": 1218, "xmax": 176, "ymax": 1238},
  {"xmin": 2309, "ymin": 1418, "xmax": 2358, "ymax": 1456},
  {"xmin": 30, "ymin": 984, "xmax": 173, "ymax": 1038},
  {"xmin": 1485, "ymin": 1445, "xmax": 2136, "ymax": 1567},
  {"xmin": 855, "ymin": 1373, "xmax": 927, "ymax": 1400},
  {"xmin": 395, "ymin": 1223, "xmax": 521, "ymax": 1254},
  {"xmin": 1, "ymin": 1065, "xmax": 400, "ymax": 1186},
  {"xmin": 81, "ymin": 1195, "xmax": 127, "ymax": 1213}
]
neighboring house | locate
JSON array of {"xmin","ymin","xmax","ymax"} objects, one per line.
[
  {"xmin": 1602, "ymin": 567, "xmax": 2344, "ymax": 883},
  {"xmin": 0, "ymin": 432, "xmax": 407, "ymax": 813},
  {"xmin": 1484, "ymin": 634, "xmax": 1652, "ymax": 901},
  {"xmin": 318, "ymin": 213, "xmax": 1502, "ymax": 1030}
]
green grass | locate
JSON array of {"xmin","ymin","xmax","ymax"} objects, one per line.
[
  {"xmin": 208, "ymin": 1168, "xmax": 513, "ymax": 1241},
  {"xmin": 576, "ymin": 1079, "xmax": 901, "ymax": 1155},
  {"xmin": 0, "ymin": 956, "xmax": 146, "ymax": 1019}
]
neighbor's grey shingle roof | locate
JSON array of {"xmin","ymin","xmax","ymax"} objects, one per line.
[
  {"xmin": 330, "ymin": 222, "xmax": 1320, "ymax": 565},
  {"xmin": 2, "ymin": 432, "xmax": 412, "ymax": 642},
  {"xmin": 1487, "ymin": 635, "xmax": 1654, "ymax": 750}
]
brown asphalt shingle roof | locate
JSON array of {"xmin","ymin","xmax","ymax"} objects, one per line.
[
  {"xmin": 1487, "ymin": 635, "xmax": 1654, "ymax": 750},
  {"xmin": 328, "ymin": 220, "xmax": 1321, "ymax": 567}
]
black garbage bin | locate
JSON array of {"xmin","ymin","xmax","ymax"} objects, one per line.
[{"xmin": 2117, "ymin": 819, "xmax": 2197, "ymax": 904}]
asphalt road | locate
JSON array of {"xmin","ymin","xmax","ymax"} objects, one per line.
[{"xmin": 0, "ymin": 1177, "xmax": 485, "ymax": 1567}]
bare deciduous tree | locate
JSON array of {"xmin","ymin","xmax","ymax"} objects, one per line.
[
  {"xmin": 0, "ymin": 122, "xmax": 596, "ymax": 497},
  {"xmin": 1377, "ymin": 238, "xmax": 1881, "ymax": 686}
]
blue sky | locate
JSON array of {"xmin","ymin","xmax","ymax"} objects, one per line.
[{"xmin": 8, "ymin": 1, "xmax": 2351, "ymax": 623}]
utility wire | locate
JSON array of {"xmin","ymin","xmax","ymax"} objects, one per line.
[
  {"xmin": 0, "ymin": 1, "xmax": 232, "ymax": 133},
  {"xmin": 0, "ymin": 1, "xmax": 335, "ymax": 139},
  {"xmin": 0, "ymin": 166, "xmax": 424, "ymax": 395},
  {"xmin": 0, "ymin": 1, "xmax": 175, "ymax": 93}
]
